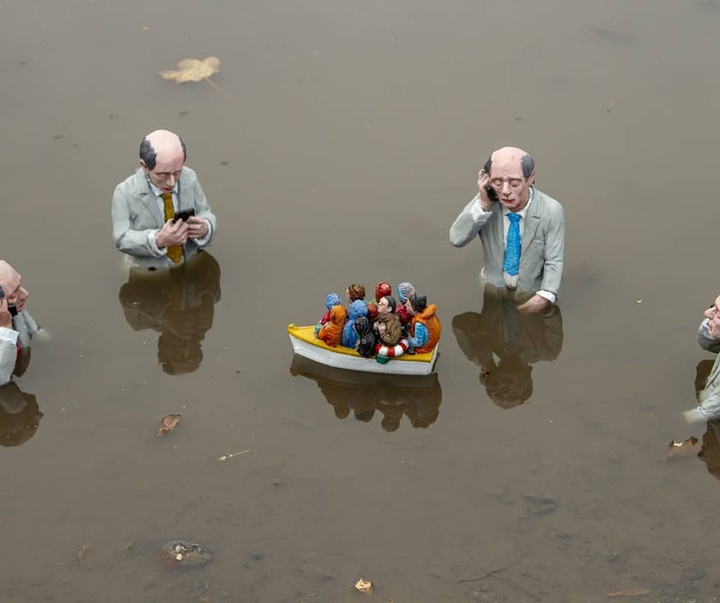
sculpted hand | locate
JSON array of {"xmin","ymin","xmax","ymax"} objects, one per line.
[
  {"xmin": 0, "ymin": 297, "xmax": 12, "ymax": 329},
  {"xmin": 156, "ymin": 219, "xmax": 189, "ymax": 248},
  {"xmin": 477, "ymin": 169, "xmax": 495, "ymax": 211},
  {"xmin": 186, "ymin": 216, "xmax": 209, "ymax": 239},
  {"xmin": 517, "ymin": 295, "xmax": 550, "ymax": 314}
]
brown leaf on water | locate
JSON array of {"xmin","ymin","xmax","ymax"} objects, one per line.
[
  {"xmin": 666, "ymin": 436, "xmax": 700, "ymax": 460},
  {"xmin": 160, "ymin": 57, "xmax": 220, "ymax": 87},
  {"xmin": 77, "ymin": 543, "xmax": 91, "ymax": 562},
  {"xmin": 156, "ymin": 414, "xmax": 182, "ymax": 436},
  {"xmin": 607, "ymin": 588, "xmax": 650, "ymax": 597}
]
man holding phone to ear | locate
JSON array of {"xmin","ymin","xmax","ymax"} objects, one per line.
[
  {"xmin": 112, "ymin": 129, "xmax": 217, "ymax": 270},
  {"xmin": 449, "ymin": 146, "xmax": 564, "ymax": 314},
  {"xmin": 0, "ymin": 261, "xmax": 39, "ymax": 386}
]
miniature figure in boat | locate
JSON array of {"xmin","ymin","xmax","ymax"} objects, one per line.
[
  {"xmin": 404, "ymin": 293, "xmax": 442, "ymax": 355},
  {"xmin": 374, "ymin": 296, "xmax": 409, "ymax": 364},
  {"xmin": 315, "ymin": 293, "xmax": 343, "ymax": 335},
  {"xmin": 367, "ymin": 281, "xmax": 392, "ymax": 322},
  {"xmin": 342, "ymin": 300, "xmax": 369, "ymax": 348},
  {"xmin": 317, "ymin": 304, "xmax": 346, "ymax": 347},
  {"xmin": 354, "ymin": 316, "xmax": 377, "ymax": 358},
  {"xmin": 395, "ymin": 282, "xmax": 416, "ymax": 330}
]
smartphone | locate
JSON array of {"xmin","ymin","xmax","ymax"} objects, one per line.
[{"xmin": 173, "ymin": 208, "xmax": 196, "ymax": 223}]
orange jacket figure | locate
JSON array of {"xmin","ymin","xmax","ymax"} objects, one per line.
[
  {"xmin": 407, "ymin": 295, "xmax": 441, "ymax": 354},
  {"xmin": 318, "ymin": 304, "xmax": 346, "ymax": 347}
]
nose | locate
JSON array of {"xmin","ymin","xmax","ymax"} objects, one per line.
[
  {"xmin": 167, "ymin": 174, "xmax": 176, "ymax": 187},
  {"xmin": 501, "ymin": 181, "xmax": 512, "ymax": 196}
]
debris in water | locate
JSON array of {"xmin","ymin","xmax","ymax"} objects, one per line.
[
  {"xmin": 354, "ymin": 578, "xmax": 374, "ymax": 596},
  {"xmin": 156, "ymin": 414, "xmax": 182, "ymax": 436}
]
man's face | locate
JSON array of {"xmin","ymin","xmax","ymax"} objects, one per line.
[
  {"xmin": 1, "ymin": 267, "xmax": 28, "ymax": 312},
  {"xmin": 142, "ymin": 150, "xmax": 184, "ymax": 193},
  {"xmin": 705, "ymin": 295, "xmax": 720, "ymax": 338},
  {"xmin": 488, "ymin": 154, "xmax": 534, "ymax": 213},
  {"xmin": 378, "ymin": 297, "xmax": 391, "ymax": 316}
]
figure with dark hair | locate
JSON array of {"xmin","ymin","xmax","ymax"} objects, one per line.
[
  {"xmin": 0, "ymin": 261, "xmax": 40, "ymax": 387},
  {"xmin": 450, "ymin": 146, "xmax": 564, "ymax": 314},
  {"xmin": 374, "ymin": 296, "xmax": 402, "ymax": 347},
  {"xmin": 404, "ymin": 293, "xmax": 441, "ymax": 355},
  {"xmin": 354, "ymin": 316, "xmax": 377, "ymax": 358},
  {"xmin": 346, "ymin": 283, "xmax": 366, "ymax": 304},
  {"xmin": 112, "ymin": 129, "xmax": 217, "ymax": 270}
]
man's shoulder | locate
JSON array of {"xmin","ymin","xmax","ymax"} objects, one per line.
[
  {"xmin": 180, "ymin": 166, "xmax": 200, "ymax": 184},
  {"xmin": 114, "ymin": 168, "xmax": 147, "ymax": 197},
  {"xmin": 533, "ymin": 189, "xmax": 564, "ymax": 218}
]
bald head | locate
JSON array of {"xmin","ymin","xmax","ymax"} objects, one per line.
[
  {"xmin": 139, "ymin": 130, "xmax": 187, "ymax": 192},
  {"xmin": 139, "ymin": 130, "xmax": 186, "ymax": 172},
  {"xmin": 484, "ymin": 147, "xmax": 535, "ymax": 180}
]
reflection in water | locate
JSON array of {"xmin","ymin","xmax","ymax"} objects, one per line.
[
  {"xmin": 692, "ymin": 359, "xmax": 720, "ymax": 482},
  {"xmin": 289, "ymin": 356, "xmax": 442, "ymax": 432},
  {"xmin": 0, "ymin": 382, "xmax": 43, "ymax": 447},
  {"xmin": 118, "ymin": 250, "xmax": 221, "ymax": 375},
  {"xmin": 452, "ymin": 286, "xmax": 563, "ymax": 409}
]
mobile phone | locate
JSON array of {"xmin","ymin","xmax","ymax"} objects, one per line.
[
  {"xmin": 8, "ymin": 305, "xmax": 17, "ymax": 317},
  {"xmin": 485, "ymin": 185, "xmax": 499, "ymax": 202},
  {"xmin": 173, "ymin": 208, "xmax": 196, "ymax": 223}
]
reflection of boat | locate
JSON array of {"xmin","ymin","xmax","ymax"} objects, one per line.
[
  {"xmin": 290, "ymin": 355, "xmax": 442, "ymax": 431},
  {"xmin": 287, "ymin": 324, "xmax": 439, "ymax": 376}
]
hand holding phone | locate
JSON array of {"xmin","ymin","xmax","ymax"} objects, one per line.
[
  {"xmin": 477, "ymin": 169, "xmax": 498, "ymax": 209},
  {"xmin": 172, "ymin": 208, "xmax": 196, "ymax": 223}
]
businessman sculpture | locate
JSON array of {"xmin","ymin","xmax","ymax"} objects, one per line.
[
  {"xmin": 112, "ymin": 129, "xmax": 217, "ymax": 271},
  {"xmin": 449, "ymin": 146, "xmax": 564, "ymax": 314}
]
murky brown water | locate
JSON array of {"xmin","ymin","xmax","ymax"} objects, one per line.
[{"xmin": 2, "ymin": 0, "xmax": 720, "ymax": 601}]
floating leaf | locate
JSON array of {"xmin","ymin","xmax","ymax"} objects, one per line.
[
  {"xmin": 608, "ymin": 587, "xmax": 650, "ymax": 597},
  {"xmin": 160, "ymin": 57, "xmax": 221, "ymax": 91},
  {"xmin": 156, "ymin": 414, "xmax": 182, "ymax": 436},
  {"xmin": 666, "ymin": 436, "xmax": 700, "ymax": 460},
  {"xmin": 354, "ymin": 578, "xmax": 374, "ymax": 596}
]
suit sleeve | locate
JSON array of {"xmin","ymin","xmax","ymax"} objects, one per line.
[
  {"xmin": 111, "ymin": 183, "xmax": 161, "ymax": 258},
  {"xmin": 190, "ymin": 175, "xmax": 217, "ymax": 247},
  {"xmin": 0, "ymin": 327, "xmax": 18, "ymax": 387},
  {"xmin": 540, "ymin": 201, "xmax": 565, "ymax": 296},
  {"xmin": 450, "ymin": 194, "xmax": 492, "ymax": 247}
]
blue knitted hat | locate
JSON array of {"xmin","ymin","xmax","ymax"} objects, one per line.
[
  {"xmin": 397, "ymin": 282, "xmax": 415, "ymax": 304},
  {"xmin": 349, "ymin": 299, "xmax": 368, "ymax": 319},
  {"xmin": 325, "ymin": 293, "xmax": 341, "ymax": 310}
]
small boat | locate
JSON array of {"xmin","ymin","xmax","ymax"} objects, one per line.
[{"xmin": 287, "ymin": 324, "xmax": 439, "ymax": 376}]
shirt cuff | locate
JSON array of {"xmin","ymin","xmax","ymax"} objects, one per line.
[
  {"xmin": 148, "ymin": 231, "xmax": 167, "ymax": 257},
  {"xmin": 469, "ymin": 197, "xmax": 492, "ymax": 222},
  {"xmin": 0, "ymin": 326, "xmax": 19, "ymax": 345},
  {"xmin": 192, "ymin": 219, "xmax": 213, "ymax": 246},
  {"xmin": 537, "ymin": 290, "xmax": 557, "ymax": 304}
]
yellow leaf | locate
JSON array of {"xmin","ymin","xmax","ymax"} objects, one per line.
[{"xmin": 160, "ymin": 57, "xmax": 220, "ymax": 84}]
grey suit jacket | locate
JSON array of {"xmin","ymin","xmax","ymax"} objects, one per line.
[
  {"xmin": 111, "ymin": 166, "xmax": 217, "ymax": 270},
  {"xmin": 449, "ymin": 188, "xmax": 564, "ymax": 300}
]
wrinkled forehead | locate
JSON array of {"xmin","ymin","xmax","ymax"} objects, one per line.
[{"xmin": 152, "ymin": 149, "xmax": 185, "ymax": 173}]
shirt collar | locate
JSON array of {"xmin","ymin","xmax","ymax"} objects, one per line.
[{"xmin": 502, "ymin": 187, "xmax": 534, "ymax": 219}]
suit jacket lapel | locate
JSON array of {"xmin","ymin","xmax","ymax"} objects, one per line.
[
  {"xmin": 521, "ymin": 191, "xmax": 542, "ymax": 255},
  {"xmin": 132, "ymin": 169, "xmax": 165, "ymax": 225}
]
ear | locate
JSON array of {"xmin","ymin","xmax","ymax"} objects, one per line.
[
  {"xmin": 139, "ymin": 160, "xmax": 149, "ymax": 173},
  {"xmin": 527, "ymin": 172, "xmax": 536, "ymax": 186}
]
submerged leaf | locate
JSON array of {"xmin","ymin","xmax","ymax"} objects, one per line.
[
  {"xmin": 160, "ymin": 57, "xmax": 220, "ymax": 84},
  {"xmin": 156, "ymin": 414, "xmax": 182, "ymax": 436}
]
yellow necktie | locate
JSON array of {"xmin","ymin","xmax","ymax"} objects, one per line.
[{"xmin": 161, "ymin": 192, "xmax": 183, "ymax": 264}]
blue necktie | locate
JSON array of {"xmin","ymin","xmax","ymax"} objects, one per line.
[{"xmin": 503, "ymin": 213, "xmax": 521, "ymax": 276}]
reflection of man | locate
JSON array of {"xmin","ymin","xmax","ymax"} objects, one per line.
[
  {"xmin": 290, "ymin": 356, "xmax": 442, "ymax": 431},
  {"xmin": 0, "ymin": 382, "xmax": 43, "ymax": 447},
  {"xmin": 449, "ymin": 146, "xmax": 564, "ymax": 313},
  {"xmin": 684, "ymin": 294, "xmax": 720, "ymax": 422},
  {"xmin": 452, "ymin": 286, "xmax": 563, "ymax": 408},
  {"xmin": 118, "ymin": 251, "xmax": 221, "ymax": 374},
  {"xmin": 0, "ymin": 261, "xmax": 39, "ymax": 387},
  {"xmin": 112, "ymin": 129, "xmax": 217, "ymax": 271}
]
